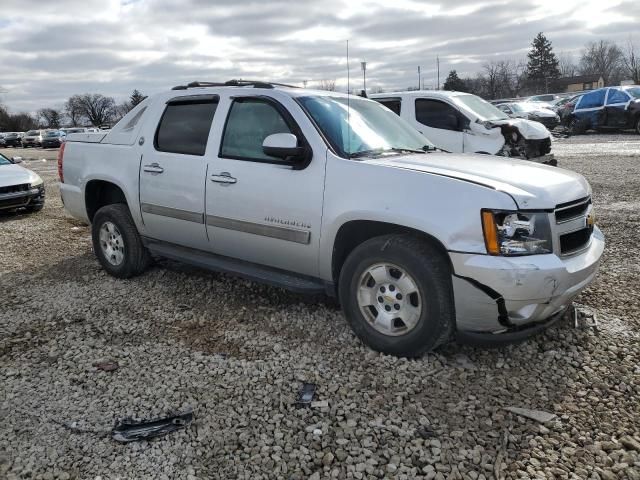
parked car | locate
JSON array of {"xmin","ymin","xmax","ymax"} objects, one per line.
[
  {"xmin": 58, "ymin": 80, "xmax": 604, "ymax": 356},
  {"xmin": 371, "ymin": 91, "xmax": 555, "ymax": 163},
  {"xmin": 497, "ymin": 102, "xmax": 560, "ymax": 130},
  {"xmin": 1, "ymin": 132, "xmax": 24, "ymax": 147},
  {"xmin": 41, "ymin": 130, "xmax": 66, "ymax": 148},
  {"xmin": 553, "ymin": 95, "xmax": 583, "ymax": 126},
  {"xmin": 527, "ymin": 94, "xmax": 563, "ymax": 104},
  {"xmin": 22, "ymin": 130, "xmax": 44, "ymax": 148},
  {"xmin": 0, "ymin": 135, "xmax": 5, "ymax": 147},
  {"xmin": 0, "ymin": 153, "xmax": 45, "ymax": 213},
  {"xmin": 568, "ymin": 86, "xmax": 640, "ymax": 134},
  {"xmin": 61, "ymin": 127, "xmax": 88, "ymax": 135}
]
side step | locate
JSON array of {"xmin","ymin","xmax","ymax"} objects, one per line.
[{"xmin": 142, "ymin": 237, "xmax": 327, "ymax": 295}]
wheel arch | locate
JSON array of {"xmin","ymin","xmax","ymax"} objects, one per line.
[
  {"xmin": 331, "ymin": 220, "xmax": 451, "ymax": 288},
  {"xmin": 84, "ymin": 179, "xmax": 129, "ymax": 222}
]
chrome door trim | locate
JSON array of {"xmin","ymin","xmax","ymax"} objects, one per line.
[
  {"xmin": 206, "ymin": 215, "xmax": 311, "ymax": 244},
  {"xmin": 141, "ymin": 203, "xmax": 204, "ymax": 224}
]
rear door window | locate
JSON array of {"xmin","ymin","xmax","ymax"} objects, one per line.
[
  {"xmin": 155, "ymin": 97, "xmax": 218, "ymax": 156},
  {"xmin": 606, "ymin": 89, "xmax": 630, "ymax": 105},
  {"xmin": 376, "ymin": 99, "xmax": 401, "ymax": 115},
  {"xmin": 577, "ymin": 90, "xmax": 606, "ymax": 110}
]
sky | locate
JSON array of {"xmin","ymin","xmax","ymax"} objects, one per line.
[{"xmin": 0, "ymin": 0, "xmax": 638, "ymax": 113}]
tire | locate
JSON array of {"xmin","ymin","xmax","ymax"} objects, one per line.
[
  {"xmin": 338, "ymin": 234, "xmax": 455, "ymax": 357},
  {"xmin": 635, "ymin": 117, "xmax": 640, "ymax": 135},
  {"xmin": 91, "ymin": 203, "xmax": 151, "ymax": 279},
  {"xmin": 569, "ymin": 117, "xmax": 586, "ymax": 135}
]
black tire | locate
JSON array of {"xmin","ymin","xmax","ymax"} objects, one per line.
[
  {"xmin": 92, "ymin": 203, "xmax": 151, "ymax": 278},
  {"xmin": 569, "ymin": 117, "xmax": 586, "ymax": 135},
  {"xmin": 635, "ymin": 117, "xmax": 640, "ymax": 135},
  {"xmin": 338, "ymin": 234, "xmax": 455, "ymax": 357}
]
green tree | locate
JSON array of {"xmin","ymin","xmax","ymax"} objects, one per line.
[
  {"xmin": 526, "ymin": 32, "xmax": 560, "ymax": 92},
  {"xmin": 443, "ymin": 70, "xmax": 466, "ymax": 91},
  {"xmin": 129, "ymin": 89, "xmax": 146, "ymax": 107}
]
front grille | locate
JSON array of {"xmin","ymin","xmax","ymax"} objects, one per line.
[
  {"xmin": 560, "ymin": 227, "xmax": 593, "ymax": 255},
  {"xmin": 555, "ymin": 197, "xmax": 591, "ymax": 223},
  {"xmin": 0, "ymin": 183, "xmax": 30, "ymax": 195},
  {"xmin": 525, "ymin": 137, "xmax": 552, "ymax": 157}
]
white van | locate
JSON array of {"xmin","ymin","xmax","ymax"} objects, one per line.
[{"xmin": 370, "ymin": 91, "xmax": 555, "ymax": 164}]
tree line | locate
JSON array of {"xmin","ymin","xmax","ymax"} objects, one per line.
[
  {"xmin": 0, "ymin": 89, "xmax": 146, "ymax": 131},
  {"xmin": 443, "ymin": 33, "xmax": 640, "ymax": 100}
]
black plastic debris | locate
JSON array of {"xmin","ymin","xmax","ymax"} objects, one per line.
[
  {"xmin": 111, "ymin": 410, "xmax": 193, "ymax": 443},
  {"xmin": 294, "ymin": 383, "xmax": 316, "ymax": 408},
  {"xmin": 416, "ymin": 426, "xmax": 437, "ymax": 439}
]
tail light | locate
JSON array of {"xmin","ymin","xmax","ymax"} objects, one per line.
[{"xmin": 57, "ymin": 142, "xmax": 66, "ymax": 183}]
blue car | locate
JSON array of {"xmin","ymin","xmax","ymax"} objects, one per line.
[{"xmin": 568, "ymin": 86, "xmax": 640, "ymax": 134}]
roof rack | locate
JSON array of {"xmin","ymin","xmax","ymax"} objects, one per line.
[{"xmin": 171, "ymin": 79, "xmax": 300, "ymax": 91}]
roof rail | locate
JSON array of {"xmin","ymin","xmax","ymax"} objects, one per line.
[{"xmin": 171, "ymin": 79, "xmax": 300, "ymax": 90}]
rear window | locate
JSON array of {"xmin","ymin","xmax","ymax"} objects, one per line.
[
  {"xmin": 606, "ymin": 89, "xmax": 630, "ymax": 105},
  {"xmin": 155, "ymin": 100, "xmax": 217, "ymax": 156}
]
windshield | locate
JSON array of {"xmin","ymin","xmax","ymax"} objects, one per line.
[
  {"xmin": 453, "ymin": 94, "xmax": 509, "ymax": 121},
  {"xmin": 626, "ymin": 87, "xmax": 640, "ymax": 99},
  {"xmin": 0, "ymin": 153, "xmax": 12, "ymax": 166},
  {"xmin": 298, "ymin": 95, "xmax": 433, "ymax": 158},
  {"xmin": 26, "ymin": 130, "xmax": 39, "ymax": 136}
]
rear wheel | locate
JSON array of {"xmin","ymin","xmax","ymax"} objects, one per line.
[
  {"xmin": 339, "ymin": 235, "xmax": 454, "ymax": 357},
  {"xmin": 569, "ymin": 117, "xmax": 586, "ymax": 135},
  {"xmin": 92, "ymin": 203, "xmax": 151, "ymax": 278}
]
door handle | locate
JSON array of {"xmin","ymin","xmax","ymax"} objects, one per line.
[
  {"xmin": 210, "ymin": 172, "xmax": 237, "ymax": 184},
  {"xmin": 143, "ymin": 162, "xmax": 164, "ymax": 174}
]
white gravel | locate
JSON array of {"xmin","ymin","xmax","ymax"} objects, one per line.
[{"xmin": 1, "ymin": 139, "xmax": 639, "ymax": 480}]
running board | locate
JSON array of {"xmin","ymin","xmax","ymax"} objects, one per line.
[{"xmin": 142, "ymin": 237, "xmax": 327, "ymax": 295}]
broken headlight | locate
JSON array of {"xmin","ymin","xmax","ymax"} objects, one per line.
[{"xmin": 481, "ymin": 210, "xmax": 552, "ymax": 256}]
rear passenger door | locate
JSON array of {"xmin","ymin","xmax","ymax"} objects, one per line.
[
  {"xmin": 574, "ymin": 89, "xmax": 606, "ymax": 129},
  {"xmin": 412, "ymin": 99, "xmax": 465, "ymax": 152},
  {"xmin": 138, "ymin": 94, "xmax": 218, "ymax": 251},
  {"xmin": 604, "ymin": 88, "xmax": 631, "ymax": 128}
]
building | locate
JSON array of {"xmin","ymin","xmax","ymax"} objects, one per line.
[{"xmin": 553, "ymin": 75, "xmax": 605, "ymax": 93}]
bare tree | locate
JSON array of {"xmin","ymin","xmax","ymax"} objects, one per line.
[
  {"xmin": 558, "ymin": 52, "xmax": 578, "ymax": 77},
  {"xmin": 580, "ymin": 40, "xmax": 623, "ymax": 85},
  {"xmin": 65, "ymin": 96, "xmax": 86, "ymax": 126},
  {"xmin": 317, "ymin": 79, "xmax": 336, "ymax": 91},
  {"xmin": 70, "ymin": 94, "xmax": 116, "ymax": 127},
  {"xmin": 38, "ymin": 108, "xmax": 63, "ymax": 129},
  {"xmin": 622, "ymin": 36, "xmax": 640, "ymax": 84},
  {"xmin": 483, "ymin": 62, "xmax": 501, "ymax": 99}
]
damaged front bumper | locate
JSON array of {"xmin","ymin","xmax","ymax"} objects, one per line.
[{"xmin": 450, "ymin": 226, "xmax": 605, "ymax": 345}]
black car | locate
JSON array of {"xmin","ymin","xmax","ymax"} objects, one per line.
[
  {"xmin": 41, "ymin": 130, "xmax": 66, "ymax": 148},
  {"xmin": 569, "ymin": 86, "xmax": 640, "ymax": 134},
  {"xmin": 1, "ymin": 132, "xmax": 24, "ymax": 147}
]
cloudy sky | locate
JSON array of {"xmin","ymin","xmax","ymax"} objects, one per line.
[{"xmin": 1, "ymin": 0, "xmax": 638, "ymax": 112}]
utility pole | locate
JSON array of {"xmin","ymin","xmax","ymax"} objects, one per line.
[
  {"xmin": 436, "ymin": 56, "xmax": 440, "ymax": 90},
  {"xmin": 418, "ymin": 66, "xmax": 421, "ymax": 90},
  {"xmin": 361, "ymin": 61, "xmax": 367, "ymax": 93}
]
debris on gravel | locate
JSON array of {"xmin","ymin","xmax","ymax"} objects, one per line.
[{"xmin": 1, "ymin": 138, "xmax": 640, "ymax": 479}]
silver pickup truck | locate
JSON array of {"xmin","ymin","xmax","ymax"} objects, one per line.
[{"xmin": 59, "ymin": 80, "xmax": 604, "ymax": 356}]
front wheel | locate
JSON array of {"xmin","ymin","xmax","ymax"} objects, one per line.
[
  {"xmin": 635, "ymin": 117, "xmax": 640, "ymax": 135},
  {"xmin": 339, "ymin": 235, "xmax": 454, "ymax": 357},
  {"xmin": 91, "ymin": 203, "xmax": 151, "ymax": 278}
]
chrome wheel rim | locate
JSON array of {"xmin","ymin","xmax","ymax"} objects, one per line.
[
  {"xmin": 99, "ymin": 221, "xmax": 125, "ymax": 266},
  {"xmin": 357, "ymin": 263, "xmax": 422, "ymax": 336}
]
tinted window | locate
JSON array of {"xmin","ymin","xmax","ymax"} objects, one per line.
[
  {"xmin": 155, "ymin": 101, "xmax": 217, "ymax": 156},
  {"xmin": 377, "ymin": 99, "xmax": 401, "ymax": 115},
  {"xmin": 415, "ymin": 99, "xmax": 465, "ymax": 131},
  {"xmin": 577, "ymin": 89, "xmax": 606, "ymax": 109},
  {"xmin": 220, "ymin": 99, "xmax": 293, "ymax": 162},
  {"xmin": 606, "ymin": 88, "xmax": 630, "ymax": 105}
]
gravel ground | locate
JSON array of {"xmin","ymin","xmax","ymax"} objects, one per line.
[{"xmin": 1, "ymin": 137, "xmax": 639, "ymax": 480}]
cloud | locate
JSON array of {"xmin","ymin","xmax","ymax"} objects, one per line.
[{"xmin": 0, "ymin": 0, "xmax": 637, "ymax": 112}]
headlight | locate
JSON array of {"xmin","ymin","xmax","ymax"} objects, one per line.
[
  {"xmin": 481, "ymin": 210, "xmax": 552, "ymax": 256},
  {"xmin": 30, "ymin": 177, "xmax": 44, "ymax": 188}
]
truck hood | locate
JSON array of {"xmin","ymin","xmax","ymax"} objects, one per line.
[
  {"xmin": 486, "ymin": 118, "xmax": 550, "ymax": 139},
  {"xmin": 366, "ymin": 153, "xmax": 590, "ymax": 210},
  {"xmin": 0, "ymin": 163, "xmax": 41, "ymax": 187}
]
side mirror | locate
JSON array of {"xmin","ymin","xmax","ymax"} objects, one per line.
[
  {"xmin": 262, "ymin": 133, "xmax": 306, "ymax": 161},
  {"xmin": 11, "ymin": 156, "xmax": 23, "ymax": 164}
]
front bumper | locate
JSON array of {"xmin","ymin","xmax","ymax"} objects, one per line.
[
  {"xmin": 0, "ymin": 185, "xmax": 45, "ymax": 211},
  {"xmin": 450, "ymin": 226, "xmax": 605, "ymax": 341}
]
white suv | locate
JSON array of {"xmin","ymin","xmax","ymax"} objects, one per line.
[
  {"xmin": 371, "ymin": 91, "xmax": 555, "ymax": 164},
  {"xmin": 59, "ymin": 80, "xmax": 603, "ymax": 356}
]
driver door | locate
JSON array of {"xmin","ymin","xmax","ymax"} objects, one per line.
[{"xmin": 411, "ymin": 99, "xmax": 465, "ymax": 152}]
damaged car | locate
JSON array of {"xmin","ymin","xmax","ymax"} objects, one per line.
[
  {"xmin": 371, "ymin": 91, "xmax": 555, "ymax": 164},
  {"xmin": 496, "ymin": 102, "xmax": 560, "ymax": 130},
  {"xmin": 0, "ymin": 153, "xmax": 45, "ymax": 213},
  {"xmin": 568, "ymin": 86, "xmax": 640, "ymax": 135}
]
